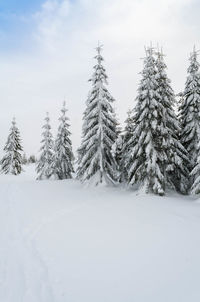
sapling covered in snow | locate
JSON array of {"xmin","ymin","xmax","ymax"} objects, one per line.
[
  {"xmin": 77, "ymin": 44, "xmax": 118, "ymax": 185},
  {"xmin": 179, "ymin": 47, "xmax": 200, "ymax": 192},
  {"xmin": 121, "ymin": 109, "xmax": 135, "ymax": 183},
  {"xmin": 22, "ymin": 153, "xmax": 28, "ymax": 165},
  {"xmin": 36, "ymin": 113, "xmax": 54, "ymax": 180},
  {"xmin": 123, "ymin": 109, "xmax": 134, "ymax": 148},
  {"xmin": 1, "ymin": 117, "xmax": 23, "ymax": 175},
  {"xmin": 111, "ymin": 134, "xmax": 123, "ymax": 183},
  {"xmin": 54, "ymin": 101, "xmax": 74, "ymax": 179},
  {"xmin": 28, "ymin": 155, "xmax": 36, "ymax": 164}
]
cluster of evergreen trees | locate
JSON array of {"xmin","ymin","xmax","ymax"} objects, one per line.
[
  {"xmin": 0, "ymin": 102, "xmax": 74, "ymax": 180},
  {"xmin": 2, "ymin": 44, "xmax": 200, "ymax": 196},
  {"xmin": 22, "ymin": 154, "xmax": 36, "ymax": 165},
  {"xmin": 36, "ymin": 102, "xmax": 74, "ymax": 180},
  {"xmin": 76, "ymin": 44, "xmax": 200, "ymax": 195}
]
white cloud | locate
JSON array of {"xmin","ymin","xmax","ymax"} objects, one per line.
[
  {"xmin": 0, "ymin": 0, "xmax": 198, "ymax": 156},
  {"xmin": 34, "ymin": 0, "xmax": 71, "ymax": 50}
]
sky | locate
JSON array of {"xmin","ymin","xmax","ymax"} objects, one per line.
[{"xmin": 0, "ymin": 0, "xmax": 199, "ymax": 156}]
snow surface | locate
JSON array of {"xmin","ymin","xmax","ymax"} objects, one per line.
[{"xmin": 0, "ymin": 164, "xmax": 200, "ymax": 302}]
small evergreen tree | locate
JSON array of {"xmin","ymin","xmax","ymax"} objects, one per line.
[
  {"xmin": 77, "ymin": 44, "xmax": 118, "ymax": 185},
  {"xmin": 111, "ymin": 134, "xmax": 123, "ymax": 183},
  {"xmin": 54, "ymin": 101, "xmax": 74, "ymax": 179},
  {"xmin": 1, "ymin": 117, "xmax": 23, "ymax": 175},
  {"xmin": 28, "ymin": 155, "xmax": 36, "ymax": 164},
  {"xmin": 123, "ymin": 109, "xmax": 134, "ymax": 147},
  {"xmin": 36, "ymin": 112, "xmax": 54, "ymax": 180},
  {"xmin": 179, "ymin": 47, "xmax": 200, "ymax": 192},
  {"xmin": 22, "ymin": 153, "xmax": 28, "ymax": 165},
  {"xmin": 121, "ymin": 109, "xmax": 135, "ymax": 183}
]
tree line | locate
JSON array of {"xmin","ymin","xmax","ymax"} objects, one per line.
[{"xmin": 1, "ymin": 44, "xmax": 200, "ymax": 196}]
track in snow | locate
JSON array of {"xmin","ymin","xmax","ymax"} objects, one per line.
[{"xmin": 0, "ymin": 183, "xmax": 54, "ymax": 302}]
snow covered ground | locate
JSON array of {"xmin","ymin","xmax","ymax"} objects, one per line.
[{"xmin": 0, "ymin": 164, "xmax": 200, "ymax": 302}]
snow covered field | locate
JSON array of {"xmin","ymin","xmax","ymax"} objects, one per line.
[{"xmin": 0, "ymin": 164, "xmax": 200, "ymax": 302}]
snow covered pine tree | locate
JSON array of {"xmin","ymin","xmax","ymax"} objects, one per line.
[
  {"xmin": 54, "ymin": 101, "xmax": 74, "ymax": 179},
  {"xmin": 111, "ymin": 132, "xmax": 123, "ymax": 183},
  {"xmin": 121, "ymin": 109, "xmax": 135, "ymax": 183},
  {"xmin": 36, "ymin": 112, "xmax": 54, "ymax": 180},
  {"xmin": 155, "ymin": 49, "xmax": 188, "ymax": 193},
  {"xmin": 125, "ymin": 47, "xmax": 165, "ymax": 195},
  {"xmin": 22, "ymin": 153, "xmax": 28, "ymax": 165},
  {"xmin": 1, "ymin": 117, "xmax": 23, "ymax": 175},
  {"xmin": 180, "ymin": 47, "xmax": 200, "ymax": 194},
  {"xmin": 77, "ymin": 44, "xmax": 118, "ymax": 185},
  {"xmin": 125, "ymin": 47, "xmax": 188, "ymax": 195}
]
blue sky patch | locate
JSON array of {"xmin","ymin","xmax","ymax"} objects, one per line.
[{"xmin": 0, "ymin": 0, "xmax": 44, "ymax": 14}]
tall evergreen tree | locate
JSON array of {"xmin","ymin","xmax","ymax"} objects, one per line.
[
  {"xmin": 125, "ymin": 47, "xmax": 166, "ymax": 195},
  {"xmin": 54, "ymin": 101, "xmax": 74, "ymax": 179},
  {"xmin": 125, "ymin": 47, "xmax": 188, "ymax": 195},
  {"xmin": 1, "ymin": 117, "xmax": 23, "ymax": 175},
  {"xmin": 36, "ymin": 112, "xmax": 54, "ymax": 180},
  {"xmin": 77, "ymin": 44, "xmax": 118, "ymax": 185},
  {"xmin": 179, "ymin": 47, "xmax": 200, "ymax": 192},
  {"xmin": 155, "ymin": 50, "xmax": 189, "ymax": 193}
]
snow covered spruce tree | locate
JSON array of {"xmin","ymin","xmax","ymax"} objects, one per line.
[
  {"xmin": 121, "ymin": 109, "xmax": 135, "ymax": 183},
  {"xmin": 1, "ymin": 117, "xmax": 23, "ymax": 175},
  {"xmin": 191, "ymin": 141, "xmax": 200, "ymax": 194},
  {"xmin": 22, "ymin": 153, "xmax": 28, "ymax": 165},
  {"xmin": 54, "ymin": 101, "xmax": 74, "ymax": 179},
  {"xmin": 111, "ymin": 131, "xmax": 123, "ymax": 183},
  {"xmin": 77, "ymin": 45, "xmax": 118, "ymax": 185},
  {"xmin": 36, "ymin": 112, "xmax": 54, "ymax": 180},
  {"xmin": 155, "ymin": 50, "xmax": 189, "ymax": 193},
  {"xmin": 179, "ymin": 47, "xmax": 200, "ymax": 193},
  {"xmin": 124, "ymin": 47, "xmax": 188, "ymax": 195},
  {"xmin": 123, "ymin": 109, "xmax": 134, "ymax": 147},
  {"xmin": 124, "ymin": 47, "xmax": 165, "ymax": 195}
]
